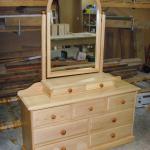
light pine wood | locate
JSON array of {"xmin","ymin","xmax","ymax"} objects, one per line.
[
  {"xmin": 19, "ymin": 77, "xmax": 139, "ymax": 149},
  {"xmin": 19, "ymin": 75, "xmax": 139, "ymax": 111},
  {"xmin": 91, "ymin": 136, "xmax": 134, "ymax": 150},
  {"xmin": 72, "ymin": 98, "xmax": 107, "ymax": 118},
  {"xmin": 91, "ymin": 109, "xmax": 134, "ymax": 132},
  {"xmin": 42, "ymin": 12, "xmax": 46, "ymax": 80},
  {"xmin": 32, "ymin": 105, "xmax": 72, "ymax": 128},
  {"xmin": 50, "ymin": 84, "xmax": 85, "ymax": 97},
  {"xmin": 35, "ymin": 136, "xmax": 89, "ymax": 150},
  {"xmin": 100, "ymin": 13, "xmax": 106, "ymax": 72},
  {"xmin": 33, "ymin": 119, "xmax": 89, "ymax": 144},
  {"xmin": 45, "ymin": 0, "xmax": 105, "ymax": 78},
  {"xmin": 21, "ymin": 102, "xmax": 33, "ymax": 150},
  {"xmin": 108, "ymin": 92, "xmax": 136, "ymax": 112},
  {"xmin": 90, "ymin": 125, "xmax": 132, "ymax": 147},
  {"xmin": 18, "ymin": 1, "xmax": 140, "ymax": 150}
]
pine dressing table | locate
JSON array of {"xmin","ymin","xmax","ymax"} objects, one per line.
[{"xmin": 18, "ymin": 0, "xmax": 140, "ymax": 150}]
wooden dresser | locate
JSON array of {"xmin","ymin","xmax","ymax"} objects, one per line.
[
  {"xmin": 18, "ymin": 73, "xmax": 140, "ymax": 150},
  {"xmin": 18, "ymin": 1, "xmax": 140, "ymax": 149}
]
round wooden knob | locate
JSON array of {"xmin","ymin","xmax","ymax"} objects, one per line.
[
  {"xmin": 99, "ymin": 83, "xmax": 104, "ymax": 88},
  {"xmin": 68, "ymin": 88, "xmax": 73, "ymax": 93},
  {"xmin": 60, "ymin": 129, "xmax": 67, "ymax": 136},
  {"xmin": 61, "ymin": 146, "xmax": 66, "ymax": 150},
  {"xmin": 112, "ymin": 118, "xmax": 117, "ymax": 123},
  {"xmin": 51, "ymin": 114, "xmax": 56, "ymax": 120},
  {"xmin": 111, "ymin": 133, "xmax": 116, "ymax": 138},
  {"xmin": 88, "ymin": 106, "xmax": 94, "ymax": 112},
  {"xmin": 121, "ymin": 100, "xmax": 126, "ymax": 104}
]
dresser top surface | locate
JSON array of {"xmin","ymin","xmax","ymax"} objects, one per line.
[
  {"xmin": 42, "ymin": 73, "xmax": 115, "ymax": 90},
  {"xmin": 18, "ymin": 73, "xmax": 140, "ymax": 111}
]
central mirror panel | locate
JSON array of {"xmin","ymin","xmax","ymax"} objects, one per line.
[{"xmin": 47, "ymin": 0, "xmax": 102, "ymax": 78}]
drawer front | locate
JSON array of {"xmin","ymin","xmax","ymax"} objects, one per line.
[
  {"xmin": 52, "ymin": 85, "xmax": 85, "ymax": 96},
  {"xmin": 86, "ymin": 81, "xmax": 114, "ymax": 91},
  {"xmin": 36, "ymin": 136, "xmax": 89, "ymax": 150},
  {"xmin": 108, "ymin": 92, "xmax": 136, "ymax": 112},
  {"xmin": 32, "ymin": 105, "xmax": 72, "ymax": 127},
  {"xmin": 33, "ymin": 119, "xmax": 88, "ymax": 144},
  {"xmin": 91, "ymin": 109, "xmax": 134, "ymax": 131},
  {"xmin": 90, "ymin": 125, "xmax": 132, "ymax": 146},
  {"xmin": 73, "ymin": 98, "xmax": 107, "ymax": 118}
]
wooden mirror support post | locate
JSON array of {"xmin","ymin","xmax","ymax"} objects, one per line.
[{"xmin": 18, "ymin": 0, "xmax": 140, "ymax": 150}]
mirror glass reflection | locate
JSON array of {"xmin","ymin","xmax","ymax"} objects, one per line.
[{"xmin": 50, "ymin": 0, "xmax": 97, "ymax": 72}]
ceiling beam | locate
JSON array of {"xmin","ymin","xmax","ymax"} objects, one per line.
[
  {"xmin": 0, "ymin": 0, "xmax": 47, "ymax": 7},
  {"xmin": 0, "ymin": 1, "xmax": 150, "ymax": 9},
  {"xmin": 102, "ymin": 2, "xmax": 150, "ymax": 9}
]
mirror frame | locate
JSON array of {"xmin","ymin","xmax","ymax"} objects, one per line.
[{"xmin": 42, "ymin": 0, "xmax": 105, "ymax": 79}]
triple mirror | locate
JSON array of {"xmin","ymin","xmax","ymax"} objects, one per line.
[{"xmin": 42, "ymin": 0, "xmax": 105, "ymax": 78}]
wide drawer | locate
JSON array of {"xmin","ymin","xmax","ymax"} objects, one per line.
[
  {"xmin": 90, "ymin": 125, "xmax": 132, "ymax": 146},
  {"xmin": 33, "ymin": 119, "xmax": 88, "ymax": 144},
  {"xmin": 36, "ymin": 136, "xmax": 89, "ymax": 150},
  {"xmin": 32, "ymin": 105, "xmax": 72, "ymax": 127},
  {"xmin": 91, "ymin": 109, "xmax": 134, "ymax": 131},
  {"xmin": 108, "ymin": 92, "xmax": 136, "ymax": 112},
  {"xmin": 73, "ymin": 98, "xmax": 107, "ymax": 118}
]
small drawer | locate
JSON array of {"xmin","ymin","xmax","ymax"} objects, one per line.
[
  {"xmin": 90, "ymin": 125, "xmax": 132, "ymax": 146},
  {"xmin": 36, "ymin": 136, "xmax": 89, "ymax": 150},
  {"xmin": 91, "ymin": 109, "xmax": 134, "ymax": 131},
  {"xmin": 32, "ymin": 105, "xmax": 72, "ymax": 127},
  {"xmin": 86, "ymin": 81, "xmax": 114, "ymax": 91},
  {"xmin": 73, "ymin": 98, "xmax": 107, "ymax": 118},
  {"xmin": 33, "ymin": 119, "xmax": 88, "ymax": 144},
  {"xmin": 52, "ymin": 85, "xmax": 85, "ymax": 96},
  {"xmin": 108, "ymin": 92, "xmax": 136, "ymax": 112}
]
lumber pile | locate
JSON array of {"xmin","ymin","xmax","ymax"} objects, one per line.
[{"xmin": 104, "ymin": 58, "xmax": 143, "ymax": 79}]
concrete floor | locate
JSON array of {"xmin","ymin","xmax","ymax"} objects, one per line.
[{"xmin": 0, "ymin": 107, "xmax": 150, "ymax": 150}]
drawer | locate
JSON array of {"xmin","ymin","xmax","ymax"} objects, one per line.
[
  {"xmin": 108, "ymin": 92, "xmax": 136, "ymax": 112},
  {"xmin": 73, "ymin": 98, "xmax": 107, "ymax": 118},
  {"xmin": 91, "ymin": 109, "xmax": 134, "ymax": 131},
  {"xmin": 36, "ymin": 136, "xmax": 89, "ymax": 150},
  {"xmin": 86, "ymin": 81, "xmax": 114, "ymax": 91},
  {"xmin": 33, "ymin": 119, "xmax": 88, "ymax": 144},
  {"xmin": 32, "ymin": 105, "xmax": 72, "ymax": 127},
  {"xmin": 52, "ymin": 85, "xmax": 85, "ymax": 96},
  {"xmin": 90, "ymin": 125, "xmax": 132, "ymax": 146}
]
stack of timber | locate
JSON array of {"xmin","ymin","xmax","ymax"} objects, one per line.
[{"xmin": 104, "ymin": 58, "xmax": 143, "ymax": 79}]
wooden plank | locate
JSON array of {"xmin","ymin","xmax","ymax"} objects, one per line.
[
  {"xmin": 102, "ymin": 2, "xmax": 150, "ymax": 9},
  {"xmin": 0, "ymin": 0, "xmax": 47, "ymax": 7},
  {"xmin": 106, "ymin": 20, "xmax": 132, "ymax": 28},
  {"xmin": 5, "ymin": 18, "xmax": 41, "ymax": 26}
]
